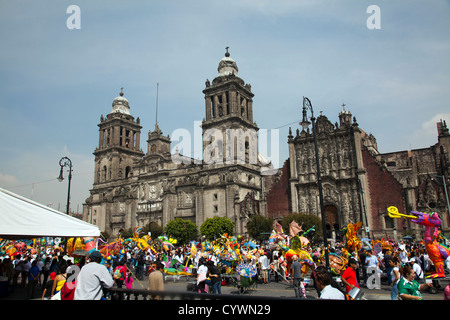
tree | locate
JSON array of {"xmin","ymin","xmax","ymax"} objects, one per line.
[
  {"xmin": 281, "ymin": 212, "xmax": 322, "ymax": 242},
  {"xmin": 142, "ymin": 221, "xmax": 164, "ymax": 238},
  {"xmin": 165, "ymin": 218, "xmax": 198, "ymax": 245},
  {"xmin": 246, "ymin": 215, "xmax": 274, "ymax": 242},
  {"xmin": 120, "ymin": 228, "xmax": 134, "ymax": 239},
  {"xmin": 200, "ymin": 216, "xmax": 234, "ymax": 240}
]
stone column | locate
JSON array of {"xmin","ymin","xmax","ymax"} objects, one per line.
[
  {"xmin": 247, "ymin": 99, "xmax": 253, "ymax": 122},
  {"xmin": 205, "ymin": 96, "xmax": 212, "ymax": 120}
]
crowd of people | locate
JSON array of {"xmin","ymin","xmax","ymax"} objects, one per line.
[
  {"xmin": 334, "ymin": 241, "xmax": 450, "ymax": 300},
  {"xmin": 1, "ymin": 236, "xmax": 450, "ymax": 300}
]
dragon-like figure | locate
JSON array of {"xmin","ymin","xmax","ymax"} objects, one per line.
[
  {"xmin": 388, "ymin": 206, "xmax": 450, "ymax": 278},
  {"xmin": 410, "ymin": 210, "xmax": 450, "ymax": 278},
  {"xmin": 341, "ymin": 221, "xmax": 362, "ymax": 258}
]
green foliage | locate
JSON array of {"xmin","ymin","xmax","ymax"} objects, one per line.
[
  {"xmin": 165, "ymin": 218, "xmax": 198, "ymax": 245},
  {"xmin": 281, "ymin": 212, "xmax": 322, "ymax": 242},
  {"xmin": 246, "ymin": 215, "xmax": 274, "ymax": 242},
  {"xmin": 142, "ymin": 221, "xmax": 164, "ymax": 238},
  {"xmin": 200, "ymin": 216, "xmax": 234, "ymax": 240},
  {"xmin": 120, "ymin": 228, "xmax": 134, "ymax": 239},
  {"xmin": 290, "ymin": 235, "xmax": 301, "ymax": 250}
]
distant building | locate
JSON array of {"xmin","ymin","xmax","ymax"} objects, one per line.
[
  {"xmin": 82, "ymin": 49, "xmax": 450, "ymax": 242},
  {"xmin": 83, "ymin": 50, "xmax": 270, "ymax": 236},
  {"xmin": 269, "ymin": 105, "xmax": 450, "ymax": 241}
]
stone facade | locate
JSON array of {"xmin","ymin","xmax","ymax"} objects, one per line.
[
  {"xmin": 83, "ymin": 51, "xmax": 270, "ymax": 236},
  {"xmin": 266, "ymin": 160, "xmax": 291, "ymax": 221},
  {"xmin": 375, "ymin": 120, "xmax": 450, "ymax": 239},
  {"xmin": 82, "ymin": 49, "xmax": 450, "ymax": 242},
  {"xmin": 282, "ymin": 105, "xmax": 450, "ymax": 241}
]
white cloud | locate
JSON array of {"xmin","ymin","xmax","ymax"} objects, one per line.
[
  {"xmin": 0, "ymin": 145, "xmax": 94, "ymax": 213},
  {"xmin": 410, "ymin": 113, "xmax": 450, "ymax": 149},
  {"xmin": 0, "ymin": 172, "xmax": 19, "ymax": 186},
  {"xmin": 1, "ymin": 0, "xmax": 449, "ymax": 209}
]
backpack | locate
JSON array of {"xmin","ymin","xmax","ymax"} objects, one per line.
[
  {"xmin": 60, "ymin": 281, "xmax": 76, "ymax": 300},
  {"xmin": 113, "ymin": 267, "xmax": 123, "ymax": 280}
]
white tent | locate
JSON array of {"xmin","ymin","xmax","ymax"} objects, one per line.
[{"xmin": 0, "ymin": 188, "xmax": 100, "ymax": 239}]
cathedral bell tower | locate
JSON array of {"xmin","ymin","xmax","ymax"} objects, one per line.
[
  {"xmin": 202, "ymin": 48, "xmax": 259, "ymax": 165},
  {"xmin": 93, "ymin": 89, "xmax": 144, "ymax": 185}
]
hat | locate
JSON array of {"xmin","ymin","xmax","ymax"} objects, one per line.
[
  {"xmin": 50, "ymin": 272, "xmax": 57, "ymax": 280},
  {"xmin": 89, "ymin": 250, "xmax": 102, "ymax": 261}
]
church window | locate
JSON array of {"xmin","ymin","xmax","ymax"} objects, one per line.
[
  {"xmin": 102, "ymin": 130, "xmax": 106, "ymax": 148},
  {"xmin": 125, "ymin": 166, "xmax": 131, "ymax": 178},
  {"xmin": 226, "ymin": 91, "xmax": 230, "ymax": 115},
  {"xmin": 211, "ymin": 96, "xmax": 216, "ymax": 118},
  {"xmin": 384, "ymin": 215, "xmax": 394, "ymax": 229},
  {"xmin": 245, "ymin": 140, "xmax": 250, "ymax": 163}
]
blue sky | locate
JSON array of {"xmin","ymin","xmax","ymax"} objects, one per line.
[{"xmin": 1, "ymin": 0, "xmax": 449, "ymax": 213}]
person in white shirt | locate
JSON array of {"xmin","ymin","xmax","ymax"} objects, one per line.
[
  {"xmin": 423, "ymin": 253, "xmax": 431, "ymax": 272},
  {"xmin": 398, "ymin": 245, "xmax": 409, "ymax": 265},
  {"xmin": 259, "ymin": 253, "xmax": 270, "ymax": 284},
  {"xmin": 365, "ymin": 251, "xmax": 379, "ymax": 269},
  {"xmin": 74, "ymin": 250, "xmax": 114, "ymax": 300},
  {"xmin": 410, "ymin": 258, "xmax": 424, "ymax": 284},
  {"xmin": 389, "ymin": 257, "xmax": 401, "ymax": 300},
  {"xmin": 315, "ymin": 271, "xmax": 345, "ymax": 300},
  {"xmin": 196, "ymin": 259, "xmax": 208, "ymax": 293}
]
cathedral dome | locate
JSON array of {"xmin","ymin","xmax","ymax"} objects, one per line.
[
  {"xmin": 217, "ymin": 47, "xmax": 238, "ymax": 77},
  {"xmin": 111, "ymin": 88, "xmax": 130, "ymax": 115}
]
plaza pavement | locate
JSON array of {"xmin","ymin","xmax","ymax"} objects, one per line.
[{"xmin": 1, "ymin": 274, "xmax": 446, "ymax": 300}]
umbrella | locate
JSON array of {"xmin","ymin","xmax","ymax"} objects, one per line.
[
  {"xmin": 71, "ymin": 249, "xmax": 89, "ymax": 257},
  {"xmin": 235, "ymin": 263, "xmax": 257, "ymax": 277},
  {"xmin": 402, "ymin": 236, "xmax": 413, "ymax": 241}
]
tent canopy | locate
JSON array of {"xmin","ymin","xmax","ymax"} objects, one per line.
[{"xmin": 0, "ymin": 188, "xmax": 100, "ymax": 239}]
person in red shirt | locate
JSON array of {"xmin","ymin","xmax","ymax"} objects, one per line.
[
  {"xmin": 113, "ymin": 259, "xmax": 127, "ymax": 289},
  {"xmin": 341, "ymin": 258, "xmax": 359, "ymax": 293}
]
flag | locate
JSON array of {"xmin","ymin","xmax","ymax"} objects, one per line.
[
  {"xmin": 289, "ymin": 220, "xmax": 302, "ymax": 237},
  {"xmin": 274, "ymin": 221, "xmax": 283, "ymax": 234}
]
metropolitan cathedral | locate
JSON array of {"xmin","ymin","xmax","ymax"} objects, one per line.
[
  {"xmin": 83, "ymin": 50, "xmax": 270, "ymax": 236},
  {"xmin": 83, "ymin": 49, "xmax": 450, "ymax": 241}
]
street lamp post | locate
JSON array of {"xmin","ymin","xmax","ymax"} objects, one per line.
[
  {"xmin": 430, "ymin": 174, "xmax": 450, "ymax": 221},
  {"xmin": 300, "ymin": 96, "xmax": 330, "ymax": 272},
  {"xmin": 57, "ymin": 157, "xmax": 73, "ymax": 215}
]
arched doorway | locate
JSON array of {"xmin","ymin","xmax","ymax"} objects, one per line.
[{"xmin": 324, "ymin": 205, "xmax": 340, "ymax": 240}]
